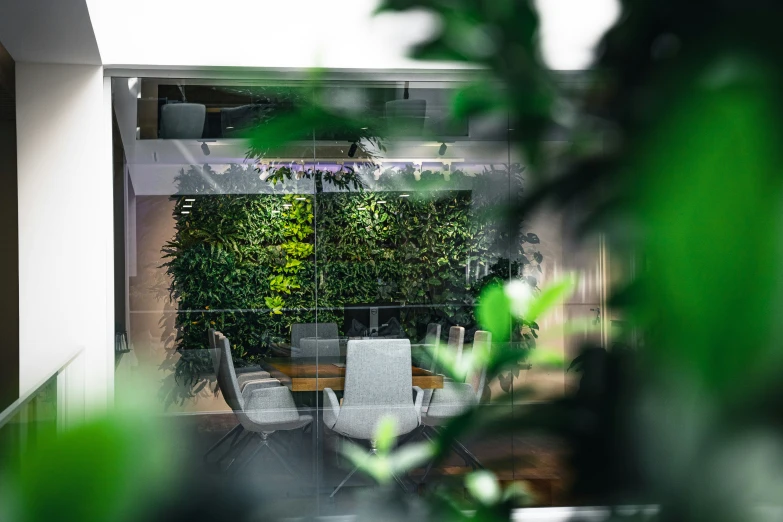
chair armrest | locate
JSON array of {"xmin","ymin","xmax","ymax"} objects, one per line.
[
  {"xmin": 237, "ymin": 371, "xmax": 272, "ymax": 389},
  {"xmin": 426, "ymin": 382, "xmax": 477, "ymax": 419},
  {"xmin": 323, "ymin": 387, "xmax": 341, "ymax": 429},
  {"xmin": 240, "ymin": 378, "xmax": 279, "ymax": 393},
  {"xmin": 412, "ymin": 386, "xmax": 424, "ymax": 424},
  {"xmin": 235, "ymin": 365, "xmax": 266, "ymax": 374}
]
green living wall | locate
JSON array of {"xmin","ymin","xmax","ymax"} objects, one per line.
[{"xmin": 164, "ymin": 164, "xmax": 542, "ymax": 387}]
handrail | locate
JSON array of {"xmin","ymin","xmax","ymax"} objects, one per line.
[{"xmin": 0, "ymin": 348, "xmax": 83, "ymax": 429}]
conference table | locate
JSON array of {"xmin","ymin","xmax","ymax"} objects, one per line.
[{"xmin": 260, "ymin": 356, "xmax": 444, "ymax": 392}]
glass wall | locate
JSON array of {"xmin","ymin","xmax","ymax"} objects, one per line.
[{"xmin": 112, "ymin": 73, "xmax": 605, "ymax": 513}]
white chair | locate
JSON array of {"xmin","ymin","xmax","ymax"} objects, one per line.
[
  {"xmin": 290, "ymin": 323, "xmax": 339, "ymax": 357},
  {"xmin": 419, "ymin": 323, "xmax": 442, "ymax": 411},
  {"xmin": 419, "ymin": 330, "xmax": 491, "ymax": 482},
  {"xmin": 204, "ymin": 329, "xmax": 278, "ymax": 466},
  {"xmin": 398, "ymin": 324, "xmax": 462, "ymax": 447},
  {"xmin": 216, "ymin": 336, "xmax": 313, "ymax": 477},
  {"xmin": 323, "ymin": 339, "xmax": 424, "ymax": 496},
  {"xmin": 445, "ymin": 325, "xmax": 466, "ymax": 369}
]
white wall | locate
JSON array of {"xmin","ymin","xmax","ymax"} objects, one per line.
[{"xmin": 16, "ymin": 63, "xmax": 113, "ymax": 411}]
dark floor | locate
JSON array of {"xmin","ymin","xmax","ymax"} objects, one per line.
[{"xmin": 162, "ymin": 408, "xmax": 570, "ymax": 517}]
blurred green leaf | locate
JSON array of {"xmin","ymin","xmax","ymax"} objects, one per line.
[
  {"xmin": 389, "ymin": 442, "xmax": 435, "ymax": 475},
  {"xmin": 477, "ymin": 284, "xmax": 512, "ymax": 343},
  {"xmin": 5, "ymin": 413, "xmax": 175, "ymax": 522},
  {"xmin": 524, "ymin": 275, "xmax": 577, "ymax": 322},
  {"xmin": 375, "ymin": 416, "xmax": 397, "ymax": 455},
  {"xmin": 528, "ymin": 348, "xmax": 566, "ymax": 369},
  {"xmin": 637, "ymin": 57, "xmax": 783, "ymax": 395},
  {"xmin": 342, "ymin": 442, "xmax": 392, "ymax": 485},
  {"xmin": 465, "ymin": 470, "xmax": 501, "ymax": 505}
]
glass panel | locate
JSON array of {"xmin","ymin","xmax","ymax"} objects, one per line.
[
  {"xmin": 115, "ymin": 76, "xmax": 322, "ymax": 516},
  {"xmin": 311, "ymin": 78, "xmax": 517, "ymax": 502},
  {"xmin": 113, "ymin": 74, "xmax": 588, "ymax": 513},
  {"xmin": 0, "ymin": 376, "xmax": 58, "ymax": 474}
]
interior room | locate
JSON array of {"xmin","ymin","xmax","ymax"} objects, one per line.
[
  {"xmin": 7, "ymin": 2, "xmax": 777, "ymax": 520},
  {"xmin": 111, "ymin": 73, "xmax": 608, "ymax": 512}
]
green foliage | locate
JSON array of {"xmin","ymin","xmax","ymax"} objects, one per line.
[
  {"xmin": 375, "ymin": 0, "xmax": 783, "ymax": 518},
  {"xmin": 164, "ymin": 164, "xmax": 543, "ymax": 387},
  {"xmin": 476, "ymin": 284, "xmax": 512, "ymax": 343},
  {"xmin": 1, "ymin": 412, "xmax": 176, "ymax": 522},
  {"xmin": 342, "ymin": 417, "xmax": 434, "ymax": 486},
  {"xmin": 264, "ymin": 164, "xmax": 367, "ymax": 192},
  {"xmin": 339, "ymin": 278, "xmax": 571, "ymax": 515}
]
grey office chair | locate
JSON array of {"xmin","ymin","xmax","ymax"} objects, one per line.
[
  {"xmin": 290, "ymin": 322, "xmax": 339, "ymax": 356},
  {"xmin": 298, "ymin": 337, "xmax": 341, "ymax": 358},
  {"xmin": 204, "ymin": 329, "xmax": 279, "ymax": 467},
  {"xmin": 422, "ymin": 325, "xmax": 464, "ymax": 409},
  {"xmin": 216, "ymin": 336, "xmax": 313, "ymax": 477},
  {"xmin": 419, "ymin": 330, "xmax": 491, "ymax": 482},
  {"xmin": 446, "ymin": 325, "xmax": 465, "ymax": 369},
  {"xmin": 209, "ymin": 329, "xmax": 273, "ymax": 389},
  {"xmin": 323, "ymin": 339, "xmax": 424, "ymax": 497},
  {"xmin": 398, "ymin": 324, "xmax": 462, "ymax": 447}
]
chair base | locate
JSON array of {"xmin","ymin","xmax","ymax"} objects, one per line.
[
  {"xmin": 330, "ymin": 442, "xmax": 410, "ymax": 498},
  {"xmin": 203, "ymin": 423, "xmax": 248, "ymax": 471},
  {"xmin": 419, "ymin": 425, "xmax": 483, "ymax": 484},
  {"xmin": 234, "ymin": 432, "xmax": 303, "ymax": 480}
]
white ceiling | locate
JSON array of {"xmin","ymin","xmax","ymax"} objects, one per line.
[
  {"xmin": 86, "ymin": 0, "xmax": 619, "ymax": 71},
  {"xmin": 0, "ymin": 0, "xmax": 620, "ymax": 70},
  {"xmin": 86, "ymin": 0, "xmax": 447, "ymax": 70}
]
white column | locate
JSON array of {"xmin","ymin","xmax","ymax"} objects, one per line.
[{"xmin": 16, "ymin": 63, "xmax": 114, "ymax": 414}]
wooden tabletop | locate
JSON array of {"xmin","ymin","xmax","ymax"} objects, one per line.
[{"xmin": 261, "ymin": 357, "xmax": 444, "ymax": 392}]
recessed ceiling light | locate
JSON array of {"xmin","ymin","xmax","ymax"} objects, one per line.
[
  {"xmin": 377, "ymin": 201, "xmax": 386, "ymax": 204},
  {"xmin": 226, "ymin": 126, "xmax": 234, "ymax": 130},
  {"xmin": 183, "ymin": 204, "xmax": 192, "ymax": 208},
  {"xmin": 399, "ymin": 194, "xmax": 410, "ymax": 198},
  {"xmin": 181, "ymin": 211, "xmax": 190, "ymax": 214},
  {"xmin": 185, "ymin": 198, "xmax": 195, "ymax": 202},
  {"xmin": 283, "ymin": 204, "xmax": 292, "ymax": 208}
]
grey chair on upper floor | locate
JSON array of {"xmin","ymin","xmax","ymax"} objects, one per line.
[
  {"xmin": 291, "ymin": 322, "xmax": 339, "ymax": 357},
  {"xmin": 419, "ymin": 330, "xmax": 492, "ymax": 482},
  {"xmin": 298, "ymin": 337, "xmax": 341, "ymax": 358},
  {"xmin": 323, "ymin": 339, "xmax": 424, "ymax": 497},
  {"xmin": 216, "ymin": 335, "xmax": 313, "ymax": 477},
  {"xmin": 204, "ymin": 329, "xmax": 280, "ymax": 467}
]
